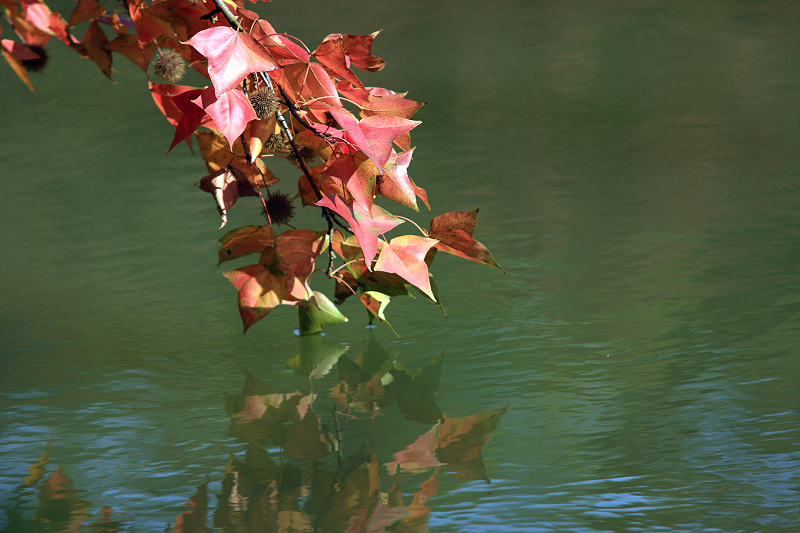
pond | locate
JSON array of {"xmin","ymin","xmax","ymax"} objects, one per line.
[{"xmin": 1, "ymin": 1, "xmax": 799, "ymax": 531}]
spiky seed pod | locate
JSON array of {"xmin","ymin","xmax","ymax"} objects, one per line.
[
  {"xmin": 153, "ymin": 49, "xmax": 186, "ymax": 83},
  {"xmin": 21, "ymin": 45, "xmax": 49, "ymax": 72},
  {"xmin": 249, "ymin": 88, "xmax": 279, "ymax": 119},
  {"xmin": 264, "ymin": 133, "xmax": 290, "ymax": 154},
  {"xmin": 288, "ymin": 146, "xmax": 316, "ymax": 166},
  {"xmin": 262, "ymin": 192, "xmax": 296, "ymax": 225}
]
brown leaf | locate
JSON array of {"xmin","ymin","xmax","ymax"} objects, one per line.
[
  {"xmin": 82, "ymin": 21, "xmax": 112, "ymax": 80},
  {"xmin": 429, "ymin": 209, "xmax": 504, "ymax": 272},
  {"xmin": 198, "ymin": 167, "xmax": 257, "ymax": 228}
]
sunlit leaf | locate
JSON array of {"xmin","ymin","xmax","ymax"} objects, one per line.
[
  {"xmin": 312, "ymin": 37, "xmax": 366, "ymax": 91},
  {"xmin": 217, "ymin": 225, "xmax": 276, "ymax": 264},
  {"xmin": 328, "ymin": 105, "xmax": 420, "ymax": 170},
  {"xmin": 192, "ymin": 86, "xmax": 256, "ymax": 148},
  {"xmin": 185, "ymin": 26, "xmax": 278, "ymax": 97},
  {"xmin": 374, "ymin": 235, "xmax": 439, "ymax": 300},
  {"xmin": 316, "ymin": 194, "xmax": 403, "ymax": 268},
  {"xmin": 297, "ymin": 291, "xmax": 348, "ymax": 335},
  {"xmin": 223, "ymin": 264, "xmax": 288, "ymax": 332},
  {"xmin": 359, "ymin": 291, "xmax": 397, "ymax": 336},
  {"xmin": 378, "ymin": 148, "xmax": 417, "ymax": 210}
]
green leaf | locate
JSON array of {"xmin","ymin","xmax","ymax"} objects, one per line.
[
  {"xmin": 297, "ymin": 291, "xmax": 348, "ymax": 335},
  {"xmin": 359, "ymin": 291, "xmax": 398, "ymax": 337}
]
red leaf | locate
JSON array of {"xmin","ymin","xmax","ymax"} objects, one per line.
[
  {"xmin": 374, "ymin": 235, "xmax": 438, "ymax": 300},
  {"xmin": 192, "ymin": 86, "xmax": 256, "ymax": 148},
  {"xmin": 324, "ymin": 31, "xmax": 386, "ymax": 72},
  {"xmin": 150, "ymin": 82, "xmax": 203, "ymax": 125},
  {"xmin": 429, "ymin": 210, "xmax": 504, "ymax": 272},
  {"xmin": 312, "ymin": 37, "xmax": 366, "ymax": 91},
  {"xmin": 328, "ymin": 105, "xmax": 420, "ymax": 170},
  {"xmin": 362, "ymin": 92, "xmax": 425, "ymax": 120},
  {"xmin": 105, "ymin": 33, "xmax": 155, "ymax": 70},
  {"xmin": 168, "ymin": 88, "xmax": 208, "ymax": 152},
  {"xmin": 127, "ymin": 0, "xmax": 174, "ymax": 45},
  {"xmin": 185, "ymin": 26, "xmax": 278, "ymax": 97},
  {"xmin": 323, "ymin": 152, "xmax": 379, "ymax": 211},
  {"xmin": 316, "ymin": 194, "xmax": 403, "ymax": 268},
  {"xmin": 1, "ymin": 39, "xmax": 40, "ymax": 60}
]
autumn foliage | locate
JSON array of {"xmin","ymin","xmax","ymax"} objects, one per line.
[{"xmin": 2, "ymin": 0, "xmax": 502, "ymax": 334}]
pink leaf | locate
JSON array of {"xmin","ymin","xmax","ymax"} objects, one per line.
[
  {"xmin": 316, "ymin": 194, "xmax": 403, "ymax": 268},
  {"xmin": 185, "ymin": 26, "xmax": 278, "ymax": 96},
  {"xmin": 379, "ymin": 149, "xmax": 417, "ymax": 210},
  {"xmin": 328, "ymin": 105, "xmax": 420, "ymax": 170},
  {"xmin": 374, "ymin": 235, "xmax": 438, "ymax": 300},
  {"xmin": 192, "ymin": 86, "xmax": 256, "ymax": 148}
]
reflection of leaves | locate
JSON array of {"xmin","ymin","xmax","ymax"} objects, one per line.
[
  {"xmin": 381, "ymin": 352, "xmax": 445, "ymax": 424},
  {"xmin": 285, "ymin": 334, "xmax": 349, "ymax": 378},
  {"xmin": 172, "ymin": 483, "xmax": 210, "ymax": 533},
  {"xmin": 4, "ymin": 451, "xmax": 129, "ymax": 533},
  {"xmin": 226, "ymin": 371, "xmax": 332, "ymax": 461},
  {"xmin": 436, "ymin": 406, "xmax": 509, "ymax": 480}
]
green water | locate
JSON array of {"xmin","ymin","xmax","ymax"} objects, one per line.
[{"xmin": 1, "ymin": 1, "xmax": 799, "ymax": 531}]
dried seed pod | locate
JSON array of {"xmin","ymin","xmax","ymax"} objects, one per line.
[
  {"xmin": 153, "ymin": 49, "xmax": 186, "ymax": 83},
  {"xmin": 262, "ymin": 191, "xmax": 295, "ymax": 225},
  {"xmin": 249, "ymin": 87, "xmax": 280, "ymax": 119},
  {"xmin": 21, "ymin": 45, "xmax": 49, "ymax": 72}
]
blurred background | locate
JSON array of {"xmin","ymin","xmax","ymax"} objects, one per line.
[{"xmin": 1, "ymin": 1, "xmax": 798, "ymax": 531}]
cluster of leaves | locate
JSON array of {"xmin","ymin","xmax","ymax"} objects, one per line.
[{"xmin": 2, "ymin": 0, "xmax": 503, "ymax": 334}]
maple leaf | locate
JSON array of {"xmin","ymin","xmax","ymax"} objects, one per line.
[
  {"xmin": 198, "ymin": 166, "xmax": 258, "ymax": 228},
  {"xmin": 106, "ymin": 33, "xmax": 156, "ymax": 70},
  {"xmin": 195, "ymin": 131, "xmax": 280, "ymax": 189},
  {"xmin": 275, "ymin": 229, "xmax": 326, "ymax": 279},
  {"xmin": 1, "ymin": 42, "xmax": 34, "ymax": 91},
  {"xmin": 316, "ymin": 194, "xmax": 403, "ymax": 268},
  {"xmin": 362, "ymin": 91, "xmax": 425, "ymax": 120},
  {"xmin": 192, "ymin": 86, "xmax": 256, "ymax": 148},
  {"xmin": 185, "ymin": 26, "xmax": 278, "ymax": 97},
  {"xmin": 223, "ymin": 264, "xmax": 288, "ymax": 333},
  {"xmin": 429, "ymin": 210, "xmax": 504, "ymax": 272},
  {"xmin": 324, "ymin": 31, "xmax": 386, "ymax": 72},
  {"xmin": 168, "ymin": 88, "xmax": 208, "ymax": 152},
  {"xmin": 312, "ymin": 37, "xmax": 367, "ymax": 92},
  {"xmin": 82, "ymin": 20, "xmax": 111, "ymax": 80},
  {"xmin": 67, "ymin": 0, "xmax": 105, "ymax": 27},
  {"xmin": 327, "ymin": 105, "xmax": 420, "ymax": 170},
  {"xmin": 298, "ymin": 291, "xmax": 348, "ymax": 335},
  {"xmin": 323, "ymin": 151, "xmax": 379, "ymax": 211},
  {"xmin": 374, "ymin": 235, "xmax": 439, "ymax": 300},
  {"xmin": 359, "ymin": 291, "xmax": 397, "ymax": 336},
  {"xmin": 378, "ymin": 149, "xmax": 417, "ymax": 210},
  {"xmin": 217, "ymin": 225, "xmax": 276, "ymax": 264},
  {"xmin": 127, "ymin": 0, "xmax": 174, "ymax": 46}
]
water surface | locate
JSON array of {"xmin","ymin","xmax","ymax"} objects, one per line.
[{"xmin": 1, "ymin": 1, "xmax": 798, "ymax": 531}]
